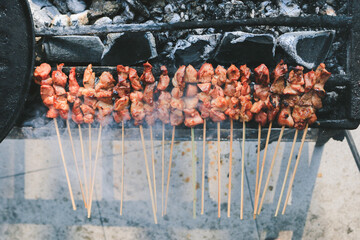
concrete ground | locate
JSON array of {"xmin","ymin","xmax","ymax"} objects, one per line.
[{"xmin": 0, "ymin": 126, "xmax": 359, "ymax": 240}]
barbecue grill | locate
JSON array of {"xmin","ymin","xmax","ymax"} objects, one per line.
[{"xmin": 1, "ymin": 0, "xmax": 360, "ymax": 170}]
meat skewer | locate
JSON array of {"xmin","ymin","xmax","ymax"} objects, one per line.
[
  {"xmin": 184, "ymin": 64, "xmax": 204, "ymax": 218},
  {"xmin": 88, "ymin": 70, "xmax": 115, "ymax": 218},
  {"xmin": 156, "ymin": 66, "xmax": 171, "ymax": 216},
  {"xmin": 34, "ymin": 63, "xmax": 76, "ymax": 210},
  {"xmin": 281, "ymin": 64, "xmax": 330, "ymax": 215},
  {"xmin": 257, "ymin": 60, "xmax": 287, "ymax": 215},
  {"xmin": 223, "ymin": 64, "xmax": 241, "ymax": 217},
  {"xmin": 197, "ymin": 63, "xmax": 213, "ymax": 215},
  {"xmin": 164, "ymin": 65, "xmax": 186, "ymax": 215},
  {"xmin": 251, "ymin": 64, "xmax": 272, "ymax": 219},
  {"xmin": 67, "ymin": 67, "xmax": 88, "ymax": 209},
  {"xmin": 130, "ymin": 67, "xmax": 157, "ymax": 223},
  {"xmin": 238, "ymin": 64, "xmax": 253, "ymax": 219},
  {"xmin": 140, "ymin": 62, "xmax": 158, "ymax": 213},
  {"xmin": 113, "ymin": 65, "xmax": 131, "ymax": 215},
  {"xmin": 210, "ymin": 65, "xmax": 227, "ymax": 218}
]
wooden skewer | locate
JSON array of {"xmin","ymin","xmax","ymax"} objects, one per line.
[
  {"xmin": 79, "ymin": 124, "xmax": 89, "ymax": 208},
  {"xmin": 120, "ymin": 121, "xmax": 125, "ymax": 215},
  {"xmin": 161, "ymin": 123, "xmax": 165, "ymax": 217},
  {"xmin": 191, "ymin": 127, "xmax": 197, "ymax": 219},
  {"xmin": 282, "ymin": 124, "xmax": 308, "ymax": 215},
  {"xmin": 274, "ymin": 129, "xmax": 298, "ymax": 217},
  {"xmin": 254, "ymin": 121, "xmax": 272, "ymax": 218},
  {"xmin": 150, "ymin": 125, "xmax": 157, "ymax": 213},
  {"xmin": 253, "ymin": 123, "xmax": 261, "ymax": 218},
  {"xmin": 164, "ymin": 125, "xmax": 175, "ymax": 215},
  {"xmin": 66, "ymin": 120, "xmax": 87, "ymax": 208},
  {"xmin": 54, "ymin": 118, "xmax": 76, "ymax": 210},
  {"xmin": 240, "ymin": 120, "xmax": 245, "ymax": 219},
  {"xmin": 257, "ymin": 126, "xmax": 285, "ymax": 215},
  {"xmin": 201, "ymin": 119, "xmax": 206, "ymax": 215},
  {"xmin": 227, "ymin": 119, "xmax": 233, "ymax": 217},
  {"xmin": 87, "ymin": 125, "xmax": 102, "ymax": 218},
  {"xmin": 139, "ymin": 125, "xmax": 158, "ymax": 224},
  {"xmin": 217, "ymin": 122, "xmax": 221, "ymax": 218},
  {"xmin": 88, "ymin": 123, "xmax": 92, "ymax": 207}
]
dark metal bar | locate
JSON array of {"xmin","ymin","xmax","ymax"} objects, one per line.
[
  {"xmin": 344, "ymin": 130, "xmax": 360, "ymax": 171},
  {"xmin": 35, "ymin": 16, "xmax": 352, "ymax": 36}
]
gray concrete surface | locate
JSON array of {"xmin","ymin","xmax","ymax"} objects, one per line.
[{"xmin": 0, "ymin": 126, "xmax": 359, "ymax": 240}]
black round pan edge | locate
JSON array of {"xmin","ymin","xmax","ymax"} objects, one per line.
[{"xmin": 0, "ymin": 0, "xmax": 35, "ymax": 143}]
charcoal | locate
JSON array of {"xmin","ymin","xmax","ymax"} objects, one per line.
[
  {"xmin": 66, "ymin": 0, "xmax": 86, "ymax": 14},
  {"xmin": 53, "ymin": 0, "xmax": 69, "ymax": 14},
  {"xmin": 94, "ymin": 16, "xmax": 112, "ymax": 25},
  {"xmin": 125, "ymin": 0, "xmax": 150, "ymax": 19},
  {"xmin": 213, "ymin": 31, "xmax": 276, "ymax": 67},
  {"xmin": 88, "ymin": 0, "xmax": 122, "ymax": 20},
  {"xmin": 70, "ymin": 10, "xmax": 89, "ymax": 26},
  {"xmin": 171, "ymin": 34, "xmax": 221, "ymax": 69},
  {"xmin": 277, "ymin": 30, "xmax": 335, "ymax": 69},
  {"xmin": 43, "ymin": 36, "xmax": 104, "ymax": 63},
  {"xmin": 101, "ymin": 32, "xmax": 157, "ymax": 65}
]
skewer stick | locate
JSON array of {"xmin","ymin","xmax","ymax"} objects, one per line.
[
  {"xmin": 66, "ymin": 120, "xmax": 87, "ymax": 208},
  {"xmin": 164, "ymin": 126, "xmax": 175, "ymax": 215},
  {"xmin": 274, "ymin": 129, "xmax": 298, "ymax": 217},
  {"xmin": 191, "ymin": 127, "xmax": 196, "ymax": 219},
  {"xmin": 257, "ymin": 126, "xmax": 285, "ymax": 215},
  {"xmin": 88, "ymin": 123, "xmax": 92, "ymax": 207},
  {"xmin": 150, "ymin": 126, "xmax": 157, "ymax": 213},
  {"xmin": 227, "ymin": 119, "xmax": 233, "ymax": 217},
  {"xmin": 87, "ymin": 125, "xmax": 102, "ymax": 218},
  {"xmin": 282, "ymin": 124, "xmax": 308, "ymax": 215},
  {"xmin": 217, "ymin": 122, "xmax": 221, "ymax": 218},
  {"xmin": 201, "ymin": 119, "xmax": 206, "ymax": 215},
  {"xmin": 79, "ymin": 124, "xmax": 89, "ymax": 208},
  {"xmin": 120, "ymin": 121, "xmax": 125, "ymax": 215},
  {"xmin": 54, "ymin": 118, "xmax": 76, "ymax": 210},
  {"xmin": 254, "ymin": 121, "xmax": 272, "ymax": 218},
  {"xmin": 240, "ymin": 121, "xmax": 246, "ymax": 219},
  {"xmin": 139, "ymin": 125, "xmax": 158, "ymax": 224},
  {"xmin": 253, "ymin": 123, "xmax": 261, "ymax": 218},
  {"xmin": 161, "ymin": 123, "xmax": 165, "ymax": 216}
]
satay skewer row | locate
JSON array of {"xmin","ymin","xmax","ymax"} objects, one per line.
[
  {"xmin": 129, "ymin": 67, "xmax": 158, "ymax": 223},
  {"xmin": 34, "ymin": 63, "xmax": 77, "ymax": 210},
  {"xmin": 281, "ymin": 63, "xmax": 330, "ymax": 215},
  {"xmin": 251, "ymin": 64, "xmax": 272, "ymax": 219},
  {"xmin": 257, "ymin": 60, "xmax": 287, "ymax": 215},
  {"xmin": 197, "ymin": 63, "xmax": 214, "ymax": 215},
  {"xmin": 156, "ymin": 65, "xmax": 171, "ymax": 217},
  {"xmin": 164, "ymin": 65, "xmax": 186, "ymax": 215}
]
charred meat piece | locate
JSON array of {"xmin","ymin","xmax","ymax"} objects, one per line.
[
  {"xmin": 239, "ymin": 64, "xmax": 251, "ymax": 83},
  {"xmin": 239, "ymin": 95, "xmax": 253, "ymax": 122},
  {"xmin": 140, "ymin": 62, "xmax": 155, "ymax": 84},
  {"xmin": 34, "ymin": 63, "xmax": 51, "ymax": 84},
  {"xmin": 267, "ymin": 94, "xmax": 281, "ymax": 122},
  {"xmin": 72, "ymin": 98, "xmax": 83, "ymax": 124},
  {"xmin": 186, "ymin": 84, "xmax": 198, "ymax": 97},
  {"xmin": 298, "ymin": 90, "xmax": 323, "ymax": 109},
  {"xmin": 226, "ymin": 64, "xmax": 240, "ymax": 82},
  {"xmin": 95, "ymin": 72, "xmax": 116, "ymax": 98},
  {"xmin": 129, "ymin": 68, "xmax": 142, "ymax": 90},
  {"xmin": 52, "ymin": 64, "xmax": 67, "ymax": 88},
  {"xmin": 67, "ymin": 67, "xmax": 80, "ymax": 103},
  {"xmin": 143, "ymin": 83, "xmax": 156, "ymax": 105},
  {"xmin": 170, "ymin": 87, "xmax": 184, "ymax": 126},
  {"xmin": 212, "ymin": 65, "xmax": 226, "ymax": 86},
  {"xmin": 184, "ymin": 109, "xmax": 203, "ymax": 127},
  {"xmin": 304, "ymin": 70, "xmax": 316, "ymax": 93},
  {"xmin": 80, "ymin": 104, "xmax": 95, "ymax": 124},
  {"xmin": 278, "ymin": 106, "xmax": 294, "ymax": 127},
  {"xmin": 117, "ymin": 65, "xmax": 130, "ymax": 84},
  {"xmin": 157, "ymin": 66, "xmax": 170, "ymax": 91},
  {"xmin": 184, "ymin": 65, "xmax": 198, "ymax": 83},
  {"xmin": 198, "ymin": 63, "xmax": 214, "ymax": 83},
  {"xmin": 197, "ymin": 83, "xmax": 211, "ymax": 94},
  {"xmin": 157, "ymin": 91, "xmax": 171, "ymax": 124},
  {"xmin": 270, "ymin": 60, "xmax": 287, "ymax": 94},
  {"xmin": 314, "ymin": 63, "xmax": 331, "ymax": 97},
  {"xmin": 255, "ymin": 111, "xmax": 267, "ymax": 127},
  {"xmin": 130, "ymin": 91, "xmax": 145, "ymax": 126},
  {"xmin": 210, "ymin": 109, "xmax": 226, "ymax": 122},
  {"xmin": 172, "ymin": 65, "xmax": 186, "ymax": 90},
  {"xmin": 292, "ymin": 105, "xmax": 317, "ymax": 130},
  {"xmin": 54, "ymin": 95, "xmax": 69, "ymax": 119},
  {"xmin": 144, "ymin": 103, "xmax": 157, "ymax": 126},
  {"xmin": 283, "ymin": 66, "xmax": 305, "ymax": 95},
  {"xmin": 83, "ymin": 64, "xmax": 95, "ymax": 89},
  {"xmin": 254, "ymin": 64, "xmax": 270, "ymax": 85}
]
